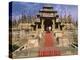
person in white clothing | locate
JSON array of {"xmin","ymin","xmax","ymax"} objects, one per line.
[{"xmin": 49, "ymin": 26, "xmax": 51, "ymax": 31}]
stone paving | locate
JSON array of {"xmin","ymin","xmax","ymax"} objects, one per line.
[{"xmin": 12, "ymin": 29, "xmax": 78, "ymax": 58}]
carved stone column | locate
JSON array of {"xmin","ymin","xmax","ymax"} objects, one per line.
[
  {"xmin": 56, "ymin": 18, "xmax": 60, "ymax": 30},
  {"xmin": 52, "ymin": 19, "xmax": 55, "ymax": 31},
  {"xmin": 41, "ymin": 19, "xmax": 44, "ymax": 31}
]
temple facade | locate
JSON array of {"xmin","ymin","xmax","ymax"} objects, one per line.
[{"xmin": 31, "ymin": 5, "xmax": 61, "ymax": 32}]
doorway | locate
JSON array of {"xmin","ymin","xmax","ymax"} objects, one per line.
[{"xmin": 44, "ymin": 18, "xmax": 53, "ymax": 31}]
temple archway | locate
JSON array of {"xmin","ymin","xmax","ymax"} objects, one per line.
[{"xmin": 43, "ymin": 18, "xmax": 53, "ymax": 31}]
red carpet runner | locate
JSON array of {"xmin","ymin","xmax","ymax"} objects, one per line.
[{"xmin": 38, "ymin": 32, "xmax": 61, "ymax": 56}]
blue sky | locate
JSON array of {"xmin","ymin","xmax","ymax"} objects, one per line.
[{"xmin": 11, "ymin": 2, "xmax": 78, "ymax": 21}]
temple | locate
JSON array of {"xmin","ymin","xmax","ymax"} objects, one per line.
[{"xmin": 31, "ymin": 5, "xmax": 61, "ymax": 32}]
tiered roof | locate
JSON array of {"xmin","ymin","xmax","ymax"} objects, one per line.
[{"xmin": 37, "ymin": 5, "xmax": 58, "ymax": 18}]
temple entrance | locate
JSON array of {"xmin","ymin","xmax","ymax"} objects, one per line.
[{"xmin": 43, "ymin": 18, "xmax": 53, "ymax": 31}]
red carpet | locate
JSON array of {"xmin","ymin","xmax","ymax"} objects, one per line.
[
  {"xmin": 44, "ymin": 32, "xmax": 54, "ymax": 47},
  {"xmin": 38, "ymin": 48, "xmax": 61, "ymax": 56},
  {"xmin": 38, "ymin": 32, "xmax": 61, "ymax": 56}
]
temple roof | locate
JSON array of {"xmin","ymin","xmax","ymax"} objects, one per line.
[
  {"xmin": 37, "ymin": 5, "xmax": 58, "ymax": 18},
  {"xmin": 39, "ymin": 10, "xmax": 57, "ymax": 13},
  {"xmin": 39, "ymin": 7, "xmax": 57, "ymax": 13}
]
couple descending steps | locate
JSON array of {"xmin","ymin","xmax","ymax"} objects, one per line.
[{"xmin": 38, "ymin": 31, "xmax": 61, "ymax": 56}]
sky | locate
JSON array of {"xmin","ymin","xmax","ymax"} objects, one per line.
[{"xmin": 10, "ymin": 2, "xmax": 78, "ymax": 21}]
